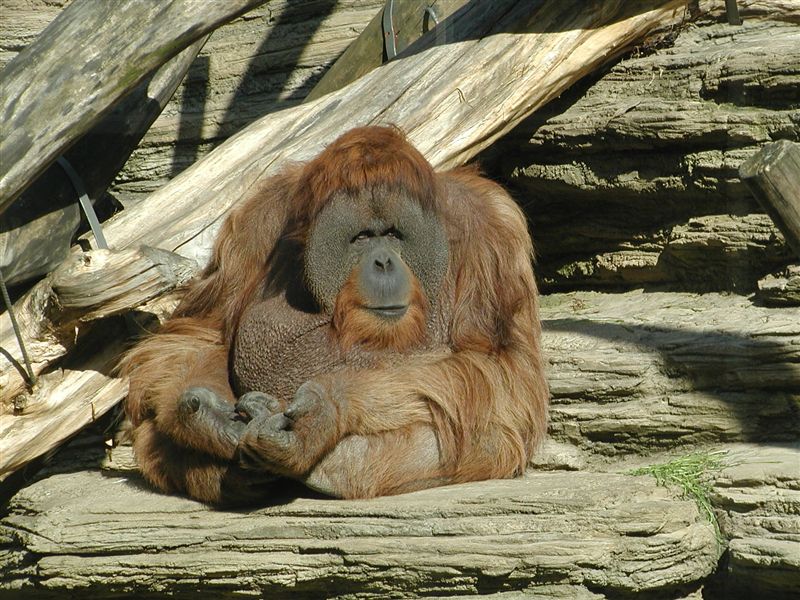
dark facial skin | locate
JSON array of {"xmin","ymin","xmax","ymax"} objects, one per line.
[
  {"xmin": 304, "ymin": 185, "xmax": 449, "ymax": 314},
  {"xmin": 232, "ymin": 186, "xmax": 450, "ymax": 402},
  {"xmin": 353, "ymin": 232, "xmax": 412, "ymax": 319}
]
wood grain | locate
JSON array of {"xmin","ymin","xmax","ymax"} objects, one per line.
[
  {"xmin": 740, "ymin": 140, "xmax": 800, "ymax": 257},
  {"xmin": 0, "ymin": 0, "xmax": 268, "ymax": 212}
]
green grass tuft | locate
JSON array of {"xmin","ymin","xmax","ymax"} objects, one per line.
[{"xmin": 629, "ymin": 450, "xmax": 728, "ymax": 543}]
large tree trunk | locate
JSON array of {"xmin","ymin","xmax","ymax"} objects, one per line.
[
  {"xmin": 86, "ymin": 0, "xmax": 702, "ymax": 265},
  {"xmin": 0, "ymin": 37, "xmax": 206, "ymax": 284},
  {"xmin": 0, "ymin": 0, "xmax": 269, "ymax": 213},
  {"xmin": 1, "ymin": 0, "xmax": 704, "ymax": 477}
]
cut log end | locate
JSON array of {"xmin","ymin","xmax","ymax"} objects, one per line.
[{"xmin": 739, "ymin": 140, "xmax": 800, "ymax": 257}]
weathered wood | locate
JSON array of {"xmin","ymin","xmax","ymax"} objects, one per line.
[
  {"xmin": 498, "ymin": 16, "xmax": 799, "ymax": 292},
  {"xmin": 98, "ymin": 0, "xmax": 696, "ymax": 268},
  {"xmin": 0, "ymin": 37, "xmax": 206, "ymax": 284},
  {"xmin": 739, "ymin": 140, "xmax": 800, "ymax": 258},
  {"xmin": 305, "ymin": 0, "xmax": 467, "ymax": 102},
  {"xmin": 0, "ymin": 1, "xmax": 390, "ymax": 208},
  {"xmin": 0, "ymin": 339, "xmax": 128, "ymax": 481},
  {"xmin": 0, "ymin": 468, "xmax": 719, "ymax": 599},
  {"xmin": 107, "ymin": 0, "xmax": 387, "ymax": 206},
  {"xmin": 0, "ymin": 0, "xmax": 269, "ymax": 213},
  {"xmin": 0, "ymin": 247, "xmax": 196, "ymax": 418}
]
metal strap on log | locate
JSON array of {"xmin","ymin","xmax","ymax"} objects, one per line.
[{"xmin": 306, "ymin": 0, "xmax": 466, "ymax": 102}]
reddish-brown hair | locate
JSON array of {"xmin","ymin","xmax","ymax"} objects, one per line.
[
  {"xmin": 288, "ymin": 126, "xmax": 440, "ymax": 238},
  {"xmin": 332, "ymin": 265, "xmax": 428, "ymax": 353},
  {"xmin": 120, "ymin": 125, "xmax": 549, "ymax": 505}
]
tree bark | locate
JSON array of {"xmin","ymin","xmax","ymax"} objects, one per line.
[{"xmin": 0, "ymin": 0, "xmax": 268, "ymax": 213}]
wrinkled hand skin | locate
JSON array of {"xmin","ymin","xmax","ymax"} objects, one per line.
[
  {"xmin": 237, "ymin": 380, "xmax": 346, "ymax": 478},
  {"xmin": 235, "ymin": 390, "xmax": 285, "ymax": 422},
  {"xmin": 176, "ymin": 387, "xmax": 245, "ymax": 457}
]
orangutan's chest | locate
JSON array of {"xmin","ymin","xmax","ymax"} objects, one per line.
[{"xmin": 232, "ymin": 295, "xmax": 452, "ymax": 400}]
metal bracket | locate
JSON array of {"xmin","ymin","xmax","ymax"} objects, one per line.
[
  {"xmin": 0, "ymin": 158, "xmax": 111, "ymax": 390},
  {"xmin": 725, "ymin": 0, "xmax": 742, "ymax": 25},
  {"xmin": 423, "ymin": 6, "xmax": 439, "ymax": 32},
  {"xmin": 383, "ymin": 2, "xmax": 440, "ymax": 62},
  {"xmin": 382, "ymin": 0, "xmax": 398, "ymax": 60},
  {"xmin": 56, "ymin": 156, "xmax": 108, "ymax": 250},
  {"xmin": 0, "ymin": 268, "xmax": 36, "ymax": 387}
]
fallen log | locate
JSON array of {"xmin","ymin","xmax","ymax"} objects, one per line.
[
  {"xmin": 0, "ymin": 0, "xmax": 744, "ymax": 478},
  {"xmin": 0, "ymin": 37, "xmax": 206, "ymax": 284},
  {"xmin": 63, "ymin": 0, "xmax": 387, "ymax": 206},
  {"xmin": 0, "ymin": 339, "xmax": 129, "ymax": 484},
  {"xmin": 0, "ymin": 0, "xmax": 268, "ymax": 213},
  {"xmin": 96, "ymin": 0, "xmax": 698, "ymax": 265},
  {"xmin": 1, "ymin": 247, "xmax": 195, "ymax": 394},
  {"xmin": 0, "ymin": 246, "xmax": 194, "ymax": 480}
]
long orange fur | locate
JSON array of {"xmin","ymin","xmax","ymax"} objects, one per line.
[{"xmin": 121, "ymin": 126, "xmax": 549, "ymax": 503}]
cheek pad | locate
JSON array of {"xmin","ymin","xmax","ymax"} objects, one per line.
[
  {"xmin": 395, "ymin": 209, "xmax": 449, "ymax": 302},
  {"xmin": 305, "ymin": 194, "xmax": 449, "ymax": 313},
  {"xmin": 305, "ymin": 202, "xmax": 362, "ymax": 312}
]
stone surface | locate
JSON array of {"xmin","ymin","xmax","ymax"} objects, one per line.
[
  {"xmin": 493, "ymin": 19, "xmax": 799, "ymax": 293},
  {"xmin": 0, "ymin": 467, "xmax": 718, "ymax": 599},
  {"xmin": 3, "ymin": 288, "xmax": 797, "ymax": 598},
  {"xmin": 541, "ymin": 291, "xmax": 800, "ymax": 456},
  {"xmin": 757, "ymin": 264, "xmax": 800, "ymax": 306},
  {"xmin": 2, "ymin": 5, "xmax": 798, "ymax": 599},
  {"xmin": 709, "ymin": 443, "xmax": 800, "ymax": 599}
]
